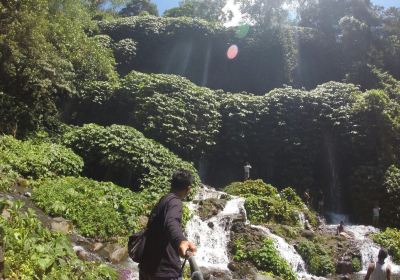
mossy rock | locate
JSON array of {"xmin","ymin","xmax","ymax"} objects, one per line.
[{"xmin": 197, "ymin": 198, "xmax": 227, "ymax": 220}]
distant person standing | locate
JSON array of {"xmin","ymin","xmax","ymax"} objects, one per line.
[
  {"xmin": 373, "ymin": 204, "xmax": 381, "ymax": 227},
  {"xmin": 303, "ymin": 188, "xmax": 311, "ymax": 207},
  {"xmin": 243, "ymin": 162, "xmax": 252, "ymax": 181},
  {"xmin": 364, "ymin": 248, "xmax": 391, "ymax": 280}
]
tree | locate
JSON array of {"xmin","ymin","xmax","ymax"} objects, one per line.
[
  {"xmin": 119, "ymin": 0, "xmax": 158, "ymax": 17},
  {"xmin": 234, "ymin": 0, "xmax": 292, "ymax": 27},
  {"xmin": 164, "ymin": 0, "xmax": 230, "ymax": 22},
  {"xmin": 0, "ymin": 0, "xmax": 118, "ymax": 136}
]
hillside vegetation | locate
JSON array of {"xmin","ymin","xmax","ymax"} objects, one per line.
[{"xmin": 1, "ymin": 0, "xmax": 400, "ymax": 278}]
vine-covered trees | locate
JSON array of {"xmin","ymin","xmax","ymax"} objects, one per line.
[
  {"xmin": 119, "ymin": 0, "xmax": 158, "ymax": 17},
  {"xmin": 164, "ymin": 0, "xmax": 231, "ymax": 22},
  {"xmin": 0, "ymin": 0, "xmax": 118, "ymax": 136}
]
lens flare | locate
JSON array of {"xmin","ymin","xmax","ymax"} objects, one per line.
[
  {"xmin": 235, "ymin": 24, "xmax": 250, "ymax": 39},
  {"xmin": 227, "ymin": 44, "xmax": 239, "ymax": 60}
]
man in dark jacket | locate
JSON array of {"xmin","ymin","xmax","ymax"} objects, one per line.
[{"xmin": 139, "ymin": 169, "xmax": 197, "ymax": 280}]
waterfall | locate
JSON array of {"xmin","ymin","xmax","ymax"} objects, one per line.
[
  {"xmin": 324, "ymin": 132, "xmax": 348, "ymax": 223},
  {"xmin": 185, "ymin": 186, "xmax": 325, "ymax": 279},
  {"xmin": 185, "ymin": 190, "xmax": 244, "ymax": 271},
  {"xmin": 344, "ymin": 225, "xmax": 400, "ymax": 274}
]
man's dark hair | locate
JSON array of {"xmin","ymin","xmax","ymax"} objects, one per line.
[
  {"xmin": 171, "ymin": 169, "xmax": 194, "ymax": 191},
  {"xmin": 378, "ymin": 248, "xmax": 388, "ymax": 261}
]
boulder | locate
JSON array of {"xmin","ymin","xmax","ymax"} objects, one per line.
[
  {"xmin": 336, "ymin": 261, "xmax": 353, "ymax": 275},
  {"xmin": 110, "ymin": 246, "xmax": 128, "ymax": 264},
  {"xmin": 301, "ymin": 229, "xmax": 315, "ymax": 239},
  {"xmin": 255, "ymin": 274, "xmax": 277, "ymax": 280},
  {"xmin": 1, "ymin": 209, "xmax": 10, "ymax": 220},
  {"xmin": 92, "ymin": 242, "xmax": 104, "ymax": 252},
  {"xmin": 50, "ymin": 217, "xmax": 72, "ymax": 233}
]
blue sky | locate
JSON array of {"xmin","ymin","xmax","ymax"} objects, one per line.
[{"xmin": 153, "ymin": 0, "xmax": 400, "ymax": 15}]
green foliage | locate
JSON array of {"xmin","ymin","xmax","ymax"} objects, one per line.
[
  {"xmin": 182, "ymin": 203, "xmax": 192, "ymax": 228},
  {"xmin": 32, "ymin": 176, "xmax": 149, "ymax": 238},
  {"xmin": 296, "ymin": 239, "xmax": 335, "ymax": 276},
  {"xmin": 232, "ymin": 237, "xmax": 296, "ymax": 280},
  {"xmin": 63, "ymin": 124, "xmax": 200, "ymax": 197},
  {"xmin": 0, "ymin": 166, "xmax": 19, "ymax": 192},
  {"xmin": 119, "ymin": 0, "xmax": 159, "ymax": 17},
  {"xmin": 0, "ymin": 135, "xmax": 83, "ymax": 179},
  {"xmin": 382, "ymin": 165, "xmax": 400, "ymax": 227},
  {"xmin": 0, "ymin": 0, "xmax": 118, "ymax": 135},
  {"xmin": 352, "ymin": 257, "xmax": 362, "ymax": 272},
  {"xmin": 118, "ymin": 71, "xmax": 221, "ymax": 160},
  {"xmin": 225, "ymin": 179, "xmax": 278, "ymax": 197},
  {"xmin": 225, "ymin": 180, "xmax": 314, "ymax": 226},
  {"xmin": 164, "ymin": 0, "xmax": 231, "ymax": 22},
  {"xmin": 372, "ymin": 228, "xmax": 400, "ymax": 263},
  {"xmin": 248, "ymin": 239, "xmax": 297, "ymax": 280},
  {"xmin": 0, "ymin": 199, "xmax": 117, "ymax": 279}
]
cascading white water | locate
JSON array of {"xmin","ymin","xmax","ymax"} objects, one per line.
[
  {"xmin": 185, "ymin": 186, "xmax": 325, "ymax": 279},
  {"xmin": 344, "ymin": 225, "xmax": 400, "ymax": 274},
  {"xmin": 185, "ymin": 189, "xmax": 244, "ymax": 271}
]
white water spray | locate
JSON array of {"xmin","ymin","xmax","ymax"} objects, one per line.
[{"xmin": 185, "ymin": 186, "xmax": 325, "ymax": 279}]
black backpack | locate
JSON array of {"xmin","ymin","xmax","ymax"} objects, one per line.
[{"xmin": 128, "ymin": 194, "xmax": 175, "ymax": 263}]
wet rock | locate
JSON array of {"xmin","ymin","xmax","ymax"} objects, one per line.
[
  {"xmin": 51, "ymin": 217, "xmax": 72, "ymax": 233},
  {"xmin": 301, "ymin": 229, "xmax": 315, "ymax": 239},
  {"xmin": 92, "ymin": 242, "xmax": 104, "ymax": 252},
  {"xmin": 255, "ymin": 274, "xmax": 276, "ymax": 280},
  {"xmin": 1, "ymin": 209, "xmax": 10, "ymax": 220},
  {"xmin": 76, "ymin": 248, "xmax": 90, "ymax": 261},
  {"xmin": 16, "ymin": 177, "xmax": 29, "ymax": 188},
  {"xmin": 110, "ymin": 246, "xmax": 128, "ymax": 264},
  {"xmin": 227, "ymin": 262, "xmax": 237, "ymax": 271},
  {"xmin": 200, "ymin": 266, "xmax": 232, "ymax": 280},
  {"xmin": 336, "ymin": 261, "xmax": 353, "ymax": 275},
  {"xmin": 197, "ymin": 198, "xmax": 227, "ymax": 220}
]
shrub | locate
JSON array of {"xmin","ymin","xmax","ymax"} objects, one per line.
[
  {"xmin": 352, "ymin": 257, "xmax": 362, "ymax": 272},
  {"xmin": 118, "ymin": 71, "xmax": 221, "ymax": 161},
  {"xmin": 372, "ymin": 228, "xmax": 400, "ymax": 263},
  {"xmin": 382, "ymin": 165, "xmax": 400, "ymax": 227},
  {"xmin": 0, "ymin": 166, "xmax": 19, "ymax": 192},
  {"xmin": 0, "ymin": 136, "xmax": 83, "ymax": 179},
  {"xmin": 296, "ymin": 239, "xmax": 335, "ymax": 276},
  {"xmin": 64, "ymin": 124, "xmax": 200, "ymax": 197},
  {"xmin": 225, "ymin": 180, "xmax": 313, "ymax": 226},
  {"xmin": 224, "ymin": 179, "xmax": 278, "ymax": 197},
  {"xmin": 0, "ymin": 199, "xmax": 117, "ymax": 279},
  {"xmin": 32, "ymin": 177, "xmax": 149, "ymax": 239},
  {"xmin": 233, "ymin": 237, "xmax": 296, "ymax": 280}
]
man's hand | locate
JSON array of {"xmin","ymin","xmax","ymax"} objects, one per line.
[{"xmin": 178, "ymin": 240, "xmax": 197, "ymax": 258}]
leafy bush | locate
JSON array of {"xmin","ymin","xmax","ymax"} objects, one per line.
[
  {"xmin": 0, "ymin": 136, "xmax": 83, "ymax": 179},
  {"xmin": 118, "ymin": 71, "xmax": 221, "ymax": 161},
  {"xmin": 0, "ymin": 199, "xmax": 117, "ymax": 279},
  {"xmin": 372, "ymin": 228, "xmax": 400, "ymax": 263},
  {"xmin": 296, "ymin": 239, "xmax": 335, "ymax": 276},
  {"xmin": 224, "ymin": 179, "xmax": 278, "ymax": 197},
  {"xmin": 32, "ymin": 177, "xmax": 149, "ymax": 239},
  {"xmin": 382, "ymin": 165, "xmax": 400, "ymax": 227},
  {"xmin": 64, "ymin": 124, "xmax": 200, "ymax": 197},
  {"xmin": 352, "ymin": 257, "xmax": 362, "ymax": 272},
  {"xmin": 0, "ymin": 166, "xmax": 19, "ymax": 192},
  {"xmin": 225, "ymin": 180, "xmax": 314, "ymax": 226},
  {"xmin": 232, "ymin": 237, "xmax": 296, "ymax": 280}
]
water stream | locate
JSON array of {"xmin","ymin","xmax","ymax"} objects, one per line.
[{"xmin": 185, "ymin": 186, "xmax": 324, "ymax": 279}]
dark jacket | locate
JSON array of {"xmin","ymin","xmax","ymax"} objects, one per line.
[{"xmin": 139, "ymin": 193, "xmax": 187, "ymax": 277}]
